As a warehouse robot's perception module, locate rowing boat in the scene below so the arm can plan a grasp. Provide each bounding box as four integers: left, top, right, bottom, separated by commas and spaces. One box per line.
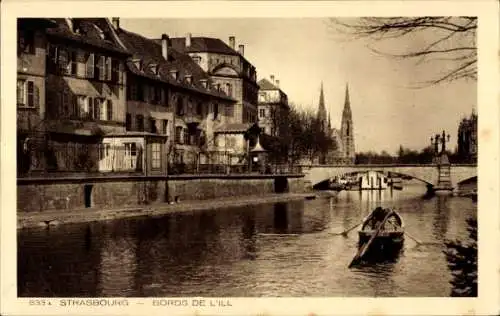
357, 207, 404, 259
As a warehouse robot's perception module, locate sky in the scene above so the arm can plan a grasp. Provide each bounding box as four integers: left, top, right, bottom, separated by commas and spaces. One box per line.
121, 18, 477, 154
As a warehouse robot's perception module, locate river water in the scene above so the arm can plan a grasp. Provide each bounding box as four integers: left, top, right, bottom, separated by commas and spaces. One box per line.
18, 183, 476, 297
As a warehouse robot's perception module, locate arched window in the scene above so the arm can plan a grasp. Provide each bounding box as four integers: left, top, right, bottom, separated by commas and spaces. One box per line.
346, 122, 350, 136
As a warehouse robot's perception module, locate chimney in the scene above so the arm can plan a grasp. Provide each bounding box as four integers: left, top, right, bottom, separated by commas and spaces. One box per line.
270, 75, 275, 83
275, 79, 280, 88
161, 33, 169, 60
112, 17, 120, 30
238, 44, 245, 56
229, 36, 235, 49
186, 33, 192, 47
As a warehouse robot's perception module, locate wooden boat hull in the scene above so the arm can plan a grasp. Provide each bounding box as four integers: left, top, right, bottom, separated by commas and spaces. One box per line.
357, 209, 405, 261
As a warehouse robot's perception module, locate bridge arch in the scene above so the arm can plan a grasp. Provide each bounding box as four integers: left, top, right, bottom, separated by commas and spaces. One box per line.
304, 165, 438, 188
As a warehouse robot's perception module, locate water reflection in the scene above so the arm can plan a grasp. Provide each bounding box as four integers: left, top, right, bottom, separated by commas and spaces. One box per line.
18, 184, 476, 297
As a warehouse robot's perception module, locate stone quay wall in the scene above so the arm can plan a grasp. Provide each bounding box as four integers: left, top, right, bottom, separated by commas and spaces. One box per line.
17, 174, 305, 213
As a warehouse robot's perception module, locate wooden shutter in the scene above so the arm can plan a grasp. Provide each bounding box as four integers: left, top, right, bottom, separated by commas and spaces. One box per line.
107, 100, 113, 121
86, 53, 94, 78
93, 98, 100, 119
27, 81, 34, 107
111, 59, 119, 83
106, 57, 112, 81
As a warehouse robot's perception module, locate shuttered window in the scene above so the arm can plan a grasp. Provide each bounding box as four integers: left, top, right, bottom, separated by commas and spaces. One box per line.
107, 100, 113, 121
86, 53, 94, 78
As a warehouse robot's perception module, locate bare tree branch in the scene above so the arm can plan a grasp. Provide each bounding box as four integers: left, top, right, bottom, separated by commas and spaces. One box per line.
330, 17, 477, 87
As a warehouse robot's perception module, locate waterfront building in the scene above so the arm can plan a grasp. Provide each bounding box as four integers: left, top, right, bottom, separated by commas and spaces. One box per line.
114, 20, 236, 173
167, 35, 261, 165
457, 110, 478, 163
17, 18, 137, 175
315, 83, 356, 164
17, 18, 57, 174
257, 75, 289, 138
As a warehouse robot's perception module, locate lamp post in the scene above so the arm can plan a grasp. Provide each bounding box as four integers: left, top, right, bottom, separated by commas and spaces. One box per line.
431, 130, 451, 165
250, 135, 267, 174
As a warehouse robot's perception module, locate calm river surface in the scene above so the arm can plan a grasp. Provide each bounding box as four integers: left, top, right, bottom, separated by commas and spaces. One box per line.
18, 183, 476, 297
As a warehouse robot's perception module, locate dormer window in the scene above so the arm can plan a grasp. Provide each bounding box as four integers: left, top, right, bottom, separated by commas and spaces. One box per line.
169, 70, 178, 81
185, 74, 193, 85
132, 59, 142, 71
200, 79, 208, 89
92, 24, 106, 40
192, 55, 201, 64
149, 63, 158, 75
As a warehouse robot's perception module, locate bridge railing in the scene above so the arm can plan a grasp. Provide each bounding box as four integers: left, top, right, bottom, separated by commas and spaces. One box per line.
300, 163, 477, 169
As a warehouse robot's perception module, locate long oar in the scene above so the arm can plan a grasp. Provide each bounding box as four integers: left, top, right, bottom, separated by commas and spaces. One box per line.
330, 221, 364, 236
348, 211, 393, 268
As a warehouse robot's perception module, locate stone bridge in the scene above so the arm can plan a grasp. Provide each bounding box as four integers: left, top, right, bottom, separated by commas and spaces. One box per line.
302, 164, 477, 191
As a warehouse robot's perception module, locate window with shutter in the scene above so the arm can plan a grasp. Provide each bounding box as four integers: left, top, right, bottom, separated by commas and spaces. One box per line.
70, 51, 77, 76
149, 118, 156, 133
162, 120, 168, 135
58, 49, 69, 74
47, 45, 58, 73
111, 59, 119, 83
100, 99, 107, 120
86, 53, 94, 78
17, 80, 26, 106
77, 96, 87, 119
71, 94, 78, 117
93, 98, 100, 119
106, 57, 112, 81
98, 56, 106, 80
107, 100, 113, 121
126, 113, 132, 131
151, 143, 161, 169
86, 97, 93, 119
62, 92, 70, 117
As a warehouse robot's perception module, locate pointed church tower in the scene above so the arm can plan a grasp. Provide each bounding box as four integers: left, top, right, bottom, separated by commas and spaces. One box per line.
340, 83, 355, 163
317, 82, 328, 133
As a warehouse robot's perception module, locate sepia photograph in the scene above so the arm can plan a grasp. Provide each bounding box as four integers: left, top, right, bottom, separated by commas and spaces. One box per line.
2, 1, 499, 315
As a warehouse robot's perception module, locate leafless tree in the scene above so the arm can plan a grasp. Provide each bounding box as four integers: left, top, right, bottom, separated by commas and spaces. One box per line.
331, 17, 477, 87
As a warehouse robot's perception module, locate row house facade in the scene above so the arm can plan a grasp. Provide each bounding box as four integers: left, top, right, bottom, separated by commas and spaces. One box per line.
114, 20, 236, 171
17, 18, 264, 176
17, 18, 56, 175
17, 18, 145, 175
257, 75, 289, 138
168, 35, 261, 165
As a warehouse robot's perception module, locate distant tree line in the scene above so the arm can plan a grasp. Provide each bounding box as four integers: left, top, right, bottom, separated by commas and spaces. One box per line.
264, 104, 337, 165
355, 145, 474, 165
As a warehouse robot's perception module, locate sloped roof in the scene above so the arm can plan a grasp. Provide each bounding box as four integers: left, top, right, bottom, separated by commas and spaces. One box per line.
214, 122, 255, 133
154, 36, 254, 68
45, 18, 130, 55
117, 28, 235, 101
169, 37, 238, 55
258, 78, 279, 91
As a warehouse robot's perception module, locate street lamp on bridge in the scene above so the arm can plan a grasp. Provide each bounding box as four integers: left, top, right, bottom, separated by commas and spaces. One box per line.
430, 130, 451, 156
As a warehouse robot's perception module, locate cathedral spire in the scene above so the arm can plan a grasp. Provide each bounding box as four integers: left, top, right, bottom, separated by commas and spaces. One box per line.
317, 82, 327, 132
340, 82, 355, 163
343, 83, 351, 116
